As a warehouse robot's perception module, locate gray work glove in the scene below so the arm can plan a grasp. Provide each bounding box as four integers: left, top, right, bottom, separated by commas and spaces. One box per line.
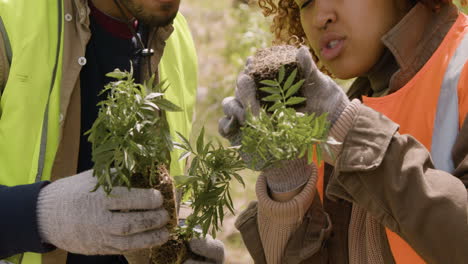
295, 45, 349, 123
37, 170, 170, 255
219, 45, 347, 192
184, 235, 225, 264
219, 46, 349, 139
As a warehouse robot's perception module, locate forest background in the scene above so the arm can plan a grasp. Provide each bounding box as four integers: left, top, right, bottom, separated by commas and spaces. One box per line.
178, 1, 468, 263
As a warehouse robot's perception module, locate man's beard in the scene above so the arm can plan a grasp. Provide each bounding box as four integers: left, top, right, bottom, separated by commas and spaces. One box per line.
119, 0, 178, 27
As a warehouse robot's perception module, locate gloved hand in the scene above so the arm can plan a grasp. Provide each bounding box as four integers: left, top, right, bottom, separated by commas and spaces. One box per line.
219, 45, 349, 141
294, 45, 349, 124
184, 235, 225, 264
37, 170, 170, 255
219, 46, 348, 192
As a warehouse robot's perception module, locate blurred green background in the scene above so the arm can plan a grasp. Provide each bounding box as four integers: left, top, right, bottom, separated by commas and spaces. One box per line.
178, 1, 467, 262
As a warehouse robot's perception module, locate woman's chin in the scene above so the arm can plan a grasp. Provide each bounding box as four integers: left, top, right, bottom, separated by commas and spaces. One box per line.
325, 62, 367, 80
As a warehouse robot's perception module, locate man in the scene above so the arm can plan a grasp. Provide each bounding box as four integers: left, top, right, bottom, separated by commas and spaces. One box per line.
0, 0, 224, 263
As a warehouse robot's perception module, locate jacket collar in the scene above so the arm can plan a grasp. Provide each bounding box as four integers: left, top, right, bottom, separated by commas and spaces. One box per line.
349, 3, 459, 98
382, 2, 459, 92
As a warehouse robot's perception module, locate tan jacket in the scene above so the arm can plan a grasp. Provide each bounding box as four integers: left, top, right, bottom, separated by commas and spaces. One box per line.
236, 3, 468, 264
0, 0, 176, 262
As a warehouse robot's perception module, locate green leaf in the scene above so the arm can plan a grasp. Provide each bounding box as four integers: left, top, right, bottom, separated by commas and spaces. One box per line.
259, 86, 281, 94
307, 145, 313, 164
285, 79, 305, 98
155, 98, 183, 112
285, 97, 306, 106
106, 70, 127, 80
188, 157, 199, 176
144, 102, 159, 111
260, 79, 278, 87
283, 68, 297, 91
173, 142, 188, 151
174, 175, 198, 186
262, 94, 282, 102
146, 75, 155, 93
316, 144, 323, 165
159, 79, 170, 93
176, 132, 192, 151
232, 173, 245, 187
197, 127, 205, 154
145, 92, 164, 100
179, 151, 192, 161
278, 65, 285, 84
267, 102, 283, 112
218, 205, 224, 226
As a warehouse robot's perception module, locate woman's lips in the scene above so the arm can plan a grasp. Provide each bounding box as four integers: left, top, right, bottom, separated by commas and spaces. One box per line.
319, 33, 346, 61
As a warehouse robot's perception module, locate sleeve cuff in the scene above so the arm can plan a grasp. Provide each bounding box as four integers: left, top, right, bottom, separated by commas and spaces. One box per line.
324, 99, 361, 165
256, 166, 317, 225
0, 182, 56, 258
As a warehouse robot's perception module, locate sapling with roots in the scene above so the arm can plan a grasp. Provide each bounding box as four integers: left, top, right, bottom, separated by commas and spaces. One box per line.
86, 68, 245, 264
240, 45, 338, 170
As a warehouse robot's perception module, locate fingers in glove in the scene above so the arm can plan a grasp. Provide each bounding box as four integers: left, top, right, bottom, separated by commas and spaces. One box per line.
107, 209, 169, 235
235, 73, 259, 115
242, 56, 254, 74
296, 45, 317, 75
221, 97, 245, 124
108, 228, 170, 252
218, 116, 240, 139
105, 188, 164, 210
188, 236, 224, 264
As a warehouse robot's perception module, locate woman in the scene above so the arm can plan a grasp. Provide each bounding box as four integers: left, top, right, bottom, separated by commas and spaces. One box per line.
219, 0, 468, 263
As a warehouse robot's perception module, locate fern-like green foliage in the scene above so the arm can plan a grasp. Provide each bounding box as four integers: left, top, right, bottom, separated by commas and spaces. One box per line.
86, 68, 182, 194
241, 66, 334, 170
174, 128, 245, 239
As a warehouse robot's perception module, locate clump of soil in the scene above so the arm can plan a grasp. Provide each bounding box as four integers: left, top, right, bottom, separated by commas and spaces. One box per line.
130, 164, 187, 264
248, 45, 306, 110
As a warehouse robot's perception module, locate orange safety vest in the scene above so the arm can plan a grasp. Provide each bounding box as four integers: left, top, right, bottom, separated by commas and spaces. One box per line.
317, 12, 468, 263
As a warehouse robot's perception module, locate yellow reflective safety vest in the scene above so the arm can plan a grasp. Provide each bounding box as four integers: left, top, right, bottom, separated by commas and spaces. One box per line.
0, 0, 197, 263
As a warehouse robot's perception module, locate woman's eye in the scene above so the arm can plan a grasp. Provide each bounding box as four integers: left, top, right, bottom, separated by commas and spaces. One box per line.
300, 0, 313, 9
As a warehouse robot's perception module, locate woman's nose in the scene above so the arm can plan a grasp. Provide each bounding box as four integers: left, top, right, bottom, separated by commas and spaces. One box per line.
312, 0, 337, 30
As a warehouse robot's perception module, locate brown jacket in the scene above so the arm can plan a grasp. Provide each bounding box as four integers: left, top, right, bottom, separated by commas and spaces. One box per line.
236, 3, 468, 264
0, 0, 177, 262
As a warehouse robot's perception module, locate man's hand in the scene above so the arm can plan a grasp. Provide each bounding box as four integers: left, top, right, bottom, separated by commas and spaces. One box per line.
37, 170, 170, 255
184, 235, 225, 264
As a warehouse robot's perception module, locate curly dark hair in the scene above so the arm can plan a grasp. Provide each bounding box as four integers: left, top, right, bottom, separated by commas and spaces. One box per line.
258, 0, 467, 72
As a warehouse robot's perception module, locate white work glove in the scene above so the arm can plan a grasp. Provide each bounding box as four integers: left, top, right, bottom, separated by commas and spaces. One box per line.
37, 170, 170, 255
184, 235, 225, 264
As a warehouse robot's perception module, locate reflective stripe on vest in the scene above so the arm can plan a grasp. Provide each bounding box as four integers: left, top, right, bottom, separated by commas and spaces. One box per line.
431, 33, 468, 172
0, 16, 11, 65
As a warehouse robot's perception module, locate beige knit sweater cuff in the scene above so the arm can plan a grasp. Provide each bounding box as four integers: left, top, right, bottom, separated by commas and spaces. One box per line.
256, 167, 317, 264
324, 99, 361, 165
